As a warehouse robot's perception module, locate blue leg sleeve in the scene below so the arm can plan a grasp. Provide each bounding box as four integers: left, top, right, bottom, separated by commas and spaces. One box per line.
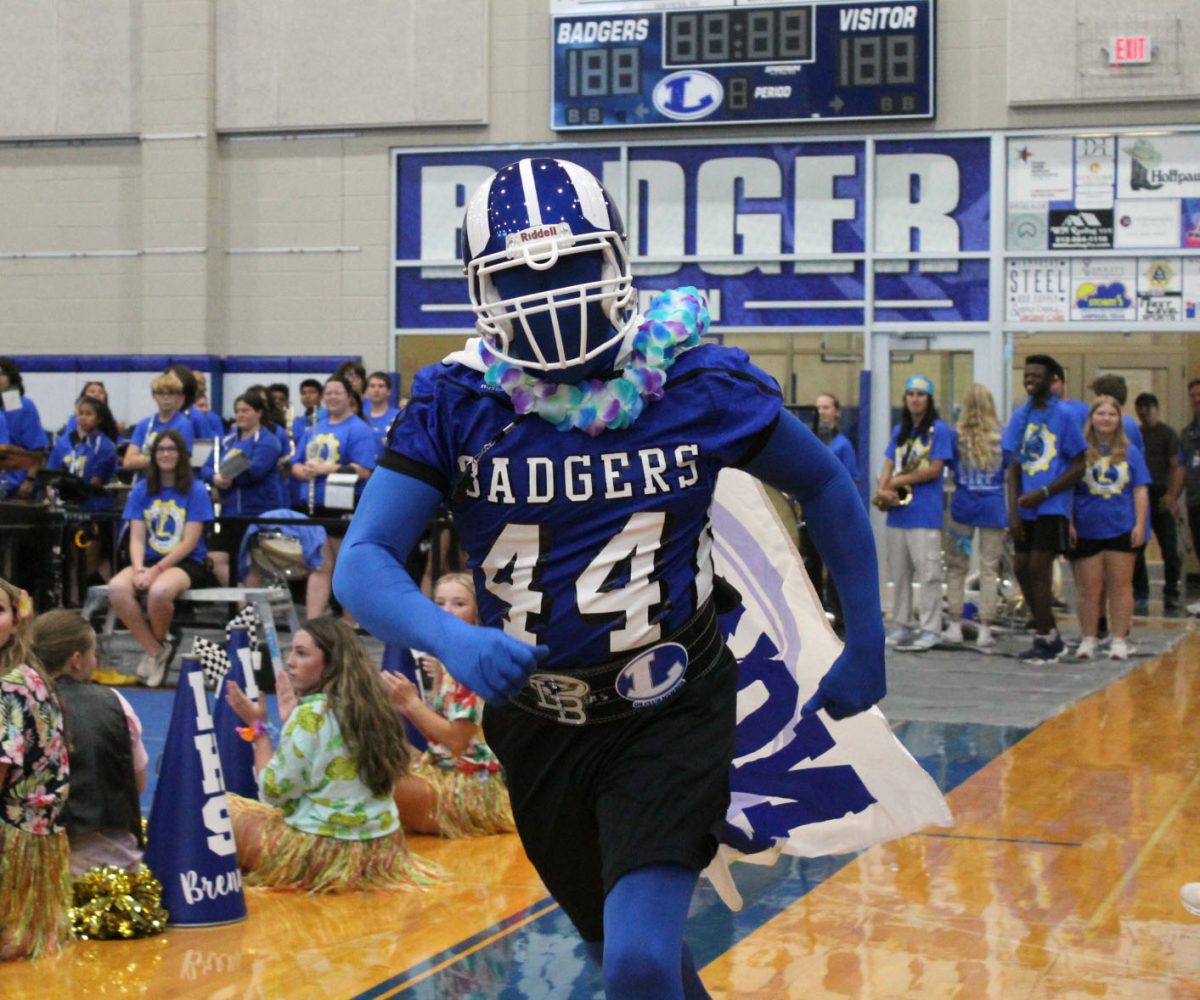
601, 864, 707, 1000
743, 410, 887, 718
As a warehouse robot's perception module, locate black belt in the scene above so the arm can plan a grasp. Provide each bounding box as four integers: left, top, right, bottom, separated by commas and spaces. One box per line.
511, 599, 725, 726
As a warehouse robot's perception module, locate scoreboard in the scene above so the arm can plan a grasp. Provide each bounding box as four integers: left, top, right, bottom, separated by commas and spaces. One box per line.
551, 0, 936, 130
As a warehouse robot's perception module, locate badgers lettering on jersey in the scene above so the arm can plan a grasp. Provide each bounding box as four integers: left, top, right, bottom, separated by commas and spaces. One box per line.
456, 444, 701, 505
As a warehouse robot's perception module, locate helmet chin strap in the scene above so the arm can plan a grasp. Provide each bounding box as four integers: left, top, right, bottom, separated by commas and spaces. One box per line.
479, 286, 709, 437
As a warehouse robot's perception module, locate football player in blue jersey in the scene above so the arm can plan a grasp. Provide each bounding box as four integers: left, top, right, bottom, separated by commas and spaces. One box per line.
335, 158, 887, 1000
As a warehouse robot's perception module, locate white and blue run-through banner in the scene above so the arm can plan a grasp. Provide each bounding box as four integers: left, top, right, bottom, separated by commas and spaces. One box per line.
707, 469, 952, 910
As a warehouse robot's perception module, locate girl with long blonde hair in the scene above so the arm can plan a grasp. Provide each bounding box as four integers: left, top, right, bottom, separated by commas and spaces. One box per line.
1069, 396, 1149, 660
224, 617, 438, 892
0, 579, 73, 960
385, 573, 516, 838
943, 384, 1009, 647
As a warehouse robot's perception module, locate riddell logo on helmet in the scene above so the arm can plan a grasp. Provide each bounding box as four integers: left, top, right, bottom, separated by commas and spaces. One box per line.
519, 224, 566, 242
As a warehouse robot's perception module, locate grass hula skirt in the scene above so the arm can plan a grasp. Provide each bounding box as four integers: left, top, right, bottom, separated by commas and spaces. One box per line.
227, 794, 441, 893
0, 824, 73, 960
414, 759, 516, 838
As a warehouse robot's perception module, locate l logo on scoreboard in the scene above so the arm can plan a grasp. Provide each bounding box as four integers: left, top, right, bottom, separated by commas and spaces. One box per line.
652, 71, 723, 121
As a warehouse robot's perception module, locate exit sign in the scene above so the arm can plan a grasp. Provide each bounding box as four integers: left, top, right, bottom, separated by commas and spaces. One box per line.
1108, 36, 1152, 65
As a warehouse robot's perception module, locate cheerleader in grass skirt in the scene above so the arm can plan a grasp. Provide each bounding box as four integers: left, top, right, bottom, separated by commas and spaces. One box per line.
0, 579, 73, 960
385, 573, 515, 838
224, 617, 439, 893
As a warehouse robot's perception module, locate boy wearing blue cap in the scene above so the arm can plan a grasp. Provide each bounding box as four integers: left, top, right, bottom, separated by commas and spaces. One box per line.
875, 375, 952, 650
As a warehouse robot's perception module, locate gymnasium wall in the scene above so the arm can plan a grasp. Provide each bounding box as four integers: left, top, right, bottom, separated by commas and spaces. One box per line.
1, 0, 1198, 421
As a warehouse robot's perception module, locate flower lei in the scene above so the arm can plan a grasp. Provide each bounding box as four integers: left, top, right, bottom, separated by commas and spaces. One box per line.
480, 286, 710, 437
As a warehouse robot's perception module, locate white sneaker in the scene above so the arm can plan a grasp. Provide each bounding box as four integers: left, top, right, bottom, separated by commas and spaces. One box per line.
135, 652, 157, 680
975, 624, 995, 648
143, 635, 177, 688
1108, 637, 1129, 661
942, 621, 963, 644
1183, 882, 1200, 917
885, 625, 917, 647
1074, 636, 1097, 660
898, 629, 941, 651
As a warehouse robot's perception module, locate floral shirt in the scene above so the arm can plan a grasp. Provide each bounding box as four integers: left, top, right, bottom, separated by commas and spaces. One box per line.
258, 693, 399, 841
0, 663, 69, 836
425, 671, 500, 776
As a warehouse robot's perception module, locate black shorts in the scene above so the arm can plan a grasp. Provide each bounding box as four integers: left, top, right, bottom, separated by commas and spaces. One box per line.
1070, 531, 1139, 559
159, 557, 216, 589
482, 644, 738, 943
1013, 514, 1070, 555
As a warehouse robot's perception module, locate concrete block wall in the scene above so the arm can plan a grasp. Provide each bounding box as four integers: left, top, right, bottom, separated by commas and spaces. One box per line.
1, 0, 1197, 399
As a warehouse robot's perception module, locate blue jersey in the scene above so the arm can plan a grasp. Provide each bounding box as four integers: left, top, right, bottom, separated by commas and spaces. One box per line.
130, 411, 196, 457
884, 420, 952, 530
1073, 443, 1151, 540
366, 407, 401, 453
206, 428, 284, 515
382, 343, 783, 671
122, 479, 213, 564
293, 415, 376, 507
47, 431, 118, 512
949, 430, 1008, 528
1002, 399, 1087, 520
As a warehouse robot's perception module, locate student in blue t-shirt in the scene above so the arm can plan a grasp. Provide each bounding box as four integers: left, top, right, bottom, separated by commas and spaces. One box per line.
123, 371, 196, 472
0, 357, 47, 499
46, 395, 119, 598
109, 429, 214, 687
364, 371, 401, 455
291, 375, 377, 619
203, 390, 284, 586
943, 384, 1009, 649
1069, 396, 1150, 662
874, 374, 953, 651
1003, 354, 1088, 663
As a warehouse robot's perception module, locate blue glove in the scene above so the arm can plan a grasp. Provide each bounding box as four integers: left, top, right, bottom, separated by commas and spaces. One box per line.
744, 411, 887, 719
800, 641, 887, 720
335, 467, 547, 702
440, 626, 549, 702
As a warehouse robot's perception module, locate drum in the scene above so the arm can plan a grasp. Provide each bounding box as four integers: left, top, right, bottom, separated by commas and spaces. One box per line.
249, 529, 307, 580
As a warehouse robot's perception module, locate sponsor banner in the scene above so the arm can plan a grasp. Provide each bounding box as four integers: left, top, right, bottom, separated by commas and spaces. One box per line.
1117, 134, 1200, 200
1071, 258, 1137, 321
1006, 200, 1047, 251
1114, 198, 1183, 249
1185, 259, 1200, 320
1182, 199, 1200, 248
1048, 209, 1113, 250
1138, 258, 1182, 322
1074, 136, 1116, 209
1007, 258, 1070, 323
1007, 137, 1074, 203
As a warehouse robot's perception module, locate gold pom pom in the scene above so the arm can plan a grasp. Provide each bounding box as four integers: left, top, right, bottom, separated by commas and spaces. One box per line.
70, 865, 168, 940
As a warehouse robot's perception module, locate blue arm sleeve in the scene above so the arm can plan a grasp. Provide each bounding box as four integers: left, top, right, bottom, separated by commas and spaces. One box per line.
743, 410, 886, 719
333, 467, 547, 701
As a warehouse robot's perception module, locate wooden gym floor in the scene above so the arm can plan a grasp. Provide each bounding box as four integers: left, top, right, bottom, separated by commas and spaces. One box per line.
4, 624, 1200, 998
